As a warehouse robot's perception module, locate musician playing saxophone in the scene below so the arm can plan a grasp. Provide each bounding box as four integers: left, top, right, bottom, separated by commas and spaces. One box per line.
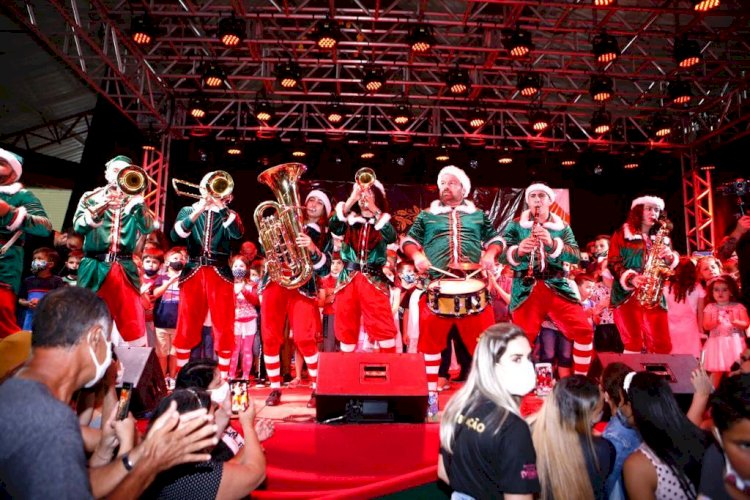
73, 155, 154, 346
608, 196, 679, 354
501, 183, 594, 377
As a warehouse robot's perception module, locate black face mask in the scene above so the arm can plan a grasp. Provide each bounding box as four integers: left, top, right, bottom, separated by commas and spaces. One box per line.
169, 261, 185, 271
144, 268, 159, 277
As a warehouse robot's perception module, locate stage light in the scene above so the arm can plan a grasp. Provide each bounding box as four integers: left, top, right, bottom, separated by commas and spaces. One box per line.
592, 30, 619, 63
188, 95, 207, 119
408, 24, 435, 53
623, 152, 639, 169
201, 63, 226, 88
314, 17, 341, 50
497, 143, 514, 164
594, 0, 615, 5
668, 79, 693, 105
435, 143, 451, 162
674, 36, 702, 69
652, 112, 672, 138
131, 15, 156, 46
591, 108, 611, 135
560, 142, 577, 167
254, 97, 274, 123
467, 105, 486, 129
446, 66, 471, 95
226, 140, 242, 156
276, 60, 301, 89
292, 147, 306, 158
517, 72, 541, 97
217, 16, 245, 47
590, 74, 613, 102
360, 141, 376, 160
392, 102, 412, 126
699, 160, 715, 171
362, 65, 385, 93
503, 26, 533, 58
692, 0, 720, 12
529, 108, 550, 132
325, 99, 346, 125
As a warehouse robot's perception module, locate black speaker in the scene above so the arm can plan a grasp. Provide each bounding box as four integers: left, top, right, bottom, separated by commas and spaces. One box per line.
114, 346, 167, 418
598, 353, 699, 395
315, 352, 428, 424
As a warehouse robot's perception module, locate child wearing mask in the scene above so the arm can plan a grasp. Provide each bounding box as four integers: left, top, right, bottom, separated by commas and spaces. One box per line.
18, 247, 64, 330
140, 248, 164, 350
229, 255, 259, 380
153, 247, 186, 386
317, 254, 343, 353
60, 250, 82, 286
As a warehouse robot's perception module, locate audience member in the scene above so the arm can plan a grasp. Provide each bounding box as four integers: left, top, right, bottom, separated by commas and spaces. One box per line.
717, 215, 750, 310
665, 257, 705, 358
18, 246, 64, 330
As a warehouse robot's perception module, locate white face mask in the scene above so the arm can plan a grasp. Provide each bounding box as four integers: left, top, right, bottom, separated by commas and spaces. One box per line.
714, 428, 750, 494
210, 381, 230, 405
84, 331, 112, 389
498, 358, 536, 396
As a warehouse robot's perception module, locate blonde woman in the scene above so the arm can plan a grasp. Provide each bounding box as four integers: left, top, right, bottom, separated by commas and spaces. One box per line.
532, 375, 615, 500
438, 323, 540, 499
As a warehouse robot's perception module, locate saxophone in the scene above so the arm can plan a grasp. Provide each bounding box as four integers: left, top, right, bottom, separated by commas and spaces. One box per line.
636, 218, 674, 308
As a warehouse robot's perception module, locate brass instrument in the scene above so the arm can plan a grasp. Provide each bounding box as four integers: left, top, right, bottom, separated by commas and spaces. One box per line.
172, 170, 234, 200
636, 218, 674, 308
523, 207, 541, 286
117, 165, 152, 196
354, 167, 376, 211
253, 163, 313, 289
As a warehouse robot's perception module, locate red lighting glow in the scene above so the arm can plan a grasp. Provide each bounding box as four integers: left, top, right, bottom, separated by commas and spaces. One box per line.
132, 32, 152, 45
693, 0, 720, 12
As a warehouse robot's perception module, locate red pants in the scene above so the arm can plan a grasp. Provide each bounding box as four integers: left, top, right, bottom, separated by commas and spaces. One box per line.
417, 296, 495, 356
613, 295, 671, 353
173, 267, 235, 353
260, 281, 320, 357
0, 287, 19, 338
98, 263, 146, 344
511, 282, 594, 375
334, 273, 397, 345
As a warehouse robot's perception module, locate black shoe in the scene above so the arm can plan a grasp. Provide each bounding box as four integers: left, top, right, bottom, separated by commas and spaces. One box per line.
265, 389, 282, 406
452, 371, 469, 382
306, 392, 317, 409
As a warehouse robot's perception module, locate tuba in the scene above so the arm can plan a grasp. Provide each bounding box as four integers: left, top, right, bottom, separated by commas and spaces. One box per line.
636, 218, 674, 308
253, 163, 313, 289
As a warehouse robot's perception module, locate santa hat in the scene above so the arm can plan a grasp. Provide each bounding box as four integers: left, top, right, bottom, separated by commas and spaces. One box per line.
437, 165, 471, 197
525, 183, 556, 204
631, 195, 665, 211
0, 148, 23, 183
305, 189, 332, 216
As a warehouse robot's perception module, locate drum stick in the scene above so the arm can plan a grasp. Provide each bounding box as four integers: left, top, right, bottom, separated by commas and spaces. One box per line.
429, 266, 461, 279
466, 269, 483, 279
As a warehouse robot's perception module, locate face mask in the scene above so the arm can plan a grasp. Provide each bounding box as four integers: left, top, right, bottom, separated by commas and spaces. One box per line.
169, 261, 185, 271
210, 381, 230, 405
233, 268, 247, 279
250, 275, 260, 284
401, 272, 416, 284
499, 358, 536, 396
31, 259, 47, 273
84, 331, 113, 389
714, 429, 750, 494
144, 268, 158, 277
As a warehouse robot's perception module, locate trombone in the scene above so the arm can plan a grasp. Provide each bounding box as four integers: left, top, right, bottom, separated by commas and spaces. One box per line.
171, 170, 234, 200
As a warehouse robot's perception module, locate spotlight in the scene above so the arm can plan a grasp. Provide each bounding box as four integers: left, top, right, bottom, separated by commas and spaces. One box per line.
226, 140, 242, 156
592, 30, 619, 63
594, 0, 615, 5
699, 160, 715, 171
435, 143, 451, 162
529, 108, 551, 132
503, 26, 533, 58
591, 108, 611, 135
254, 97, 274, 123
560, 142, 577, 167
651, 112, 672, 138
314, 17, 341, 50
362, 65, 386, 93
668, 79, 693, 105
217, 16, 245, 47
291, 147, 307, 158
131, 14, 156, 46
590, 74, 613, 102
408, 24, 435, 53
201, 63, 226, 88
188, 95, 208, 119
392, 102, 412, 126
360, 142, 376, 160
497, 143, 514, 164
276, 60, 301, 89
517, 72, 541, 97
623, 150, 639, 169
446, 66, 471, 95
325, 98, 346, 125
691, 0, 720, 12
467, 105, 486, 129
674, 36, 702, 69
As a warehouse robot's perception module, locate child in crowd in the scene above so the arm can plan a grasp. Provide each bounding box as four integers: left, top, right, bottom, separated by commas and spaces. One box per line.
590, 258, 623, 353
702, 274, 749, 386
140, 248, 164, 350
317, 254, 342, 353
665, 257, 704, 358
696, 255, 723, 289
229, 255, 260, 380
18, 247, 64, 330
60, 250, 82, 286
153, 248, 185, 386
593, 234, 610, 262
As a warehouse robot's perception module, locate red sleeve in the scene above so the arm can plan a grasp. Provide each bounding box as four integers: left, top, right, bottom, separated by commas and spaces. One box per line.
241, 285, 260, 306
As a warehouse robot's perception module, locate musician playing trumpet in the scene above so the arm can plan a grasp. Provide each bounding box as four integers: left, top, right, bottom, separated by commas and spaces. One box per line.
73, 155, 155, 346
171, 172, 244, 380
501, 183, 594, 376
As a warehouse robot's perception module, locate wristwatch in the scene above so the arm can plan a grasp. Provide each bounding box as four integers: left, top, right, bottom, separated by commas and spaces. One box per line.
121, 452, 134, 471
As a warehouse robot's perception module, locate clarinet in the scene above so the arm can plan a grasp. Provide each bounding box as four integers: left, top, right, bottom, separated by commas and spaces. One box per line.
523, 207, 541, 286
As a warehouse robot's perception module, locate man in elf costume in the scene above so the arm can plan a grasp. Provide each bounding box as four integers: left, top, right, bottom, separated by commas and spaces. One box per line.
171, 171, 244, 380
0, 148, 52, 338
260, 190, 331, 407
501, 183, 594, 376
608, 195, 678, 354
401, 165, 505, 393
73, 155, 154, 346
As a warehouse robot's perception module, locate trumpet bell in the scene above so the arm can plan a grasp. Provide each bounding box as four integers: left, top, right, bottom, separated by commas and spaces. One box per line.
355, 167, 376, 190
203, 170, 234, 199
117, 165, 148, 196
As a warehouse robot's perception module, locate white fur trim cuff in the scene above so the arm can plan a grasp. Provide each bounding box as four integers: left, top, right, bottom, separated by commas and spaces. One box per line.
374, 213, 391, 231
313, 252, 327, 270
483, 235, 506, 250
306, 189, 331, 216
335, 201, 346, 222
668, 250, 680, 270
83, 209, 103, 228
400, 235, 422, 252
507, 245, 521, 266
631, 195, 665, 210
6, 205, 27, 231
122, 195, 145, 215
174, 220, 191, 238
437, 165, 471, 197
525, 183, 556, 204
620, 269, 637, 291
548, 237, 564, 259
222, 211, 237, 228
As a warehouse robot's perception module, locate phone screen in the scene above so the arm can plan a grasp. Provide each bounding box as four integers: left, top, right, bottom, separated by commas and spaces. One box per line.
229, 379, 249, 414
117, 383, 133, 420
535, 363, 554, 397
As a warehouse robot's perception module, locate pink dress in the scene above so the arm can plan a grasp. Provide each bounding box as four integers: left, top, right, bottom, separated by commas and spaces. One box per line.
702, 302, 747, 372
665, 285, 703, 358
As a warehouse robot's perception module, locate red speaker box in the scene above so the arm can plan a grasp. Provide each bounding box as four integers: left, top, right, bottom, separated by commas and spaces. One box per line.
114, 346, 167, 418
597, 353, 699, 395
315, 352, 428, 423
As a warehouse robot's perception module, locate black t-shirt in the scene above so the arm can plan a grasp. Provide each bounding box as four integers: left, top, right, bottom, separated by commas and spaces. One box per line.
581, 435, 616, 500
699, 442, 733, 500
440, 397, 540, 499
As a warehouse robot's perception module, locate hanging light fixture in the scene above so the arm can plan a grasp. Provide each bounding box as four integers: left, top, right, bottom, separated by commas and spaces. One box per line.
314, 17, 341, 50
651, 112, 673, 138
559, 142, 577, 167
529, 108, 551, 132
435, 143, 451, 162
691, 0, 720, 12
254, 94, 274, 123
360, 140, 376, 160
591, 108, 611, 135
226, 139, 242, 156
188, 94, 208, 119
623, 152, 639, 169
467, 105, 486, 129
590, 74, 613, 102
217, 16, 245, 47
275, 60, 301, 89
131, 14, 156, 46
674, 36, 702, 69
517, 72, 541, 97
594, 0, 615, 5
288, 132, 307, 158
503, 26, 533, 58
362, 65, 386, 93
668, 79, 693, 105
392, 101, 412, 126
408, 24, 435, 53
201, 63, 226, 88
325, 96, 346, 125
446, 65, 471, 95
592, 30, 619, 63
497, 141, 514, 164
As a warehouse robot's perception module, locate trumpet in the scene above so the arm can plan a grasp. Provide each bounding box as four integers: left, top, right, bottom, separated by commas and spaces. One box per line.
172, 171, 234, 201
523, 207, 541, 286
354, 167, 376, 211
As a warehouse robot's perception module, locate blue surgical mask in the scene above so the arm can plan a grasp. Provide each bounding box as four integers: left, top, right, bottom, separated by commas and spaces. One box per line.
250, 275, 260, 283
31, 259, 48, 273
401, 272, 416, 284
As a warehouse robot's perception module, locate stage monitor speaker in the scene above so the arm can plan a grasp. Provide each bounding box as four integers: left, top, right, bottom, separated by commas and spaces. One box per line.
598, 353, 699, 395
315, 352, 428, 424
114, 346, 167, 418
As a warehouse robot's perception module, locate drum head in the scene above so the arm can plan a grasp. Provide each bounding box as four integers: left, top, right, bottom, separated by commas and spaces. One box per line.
429, 278, 485, 294
448, 262, 482, 272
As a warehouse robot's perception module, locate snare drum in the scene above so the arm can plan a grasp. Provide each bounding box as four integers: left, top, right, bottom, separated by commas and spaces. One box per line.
426, 278, 489, 317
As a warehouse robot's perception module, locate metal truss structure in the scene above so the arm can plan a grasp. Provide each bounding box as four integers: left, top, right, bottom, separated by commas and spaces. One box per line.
0, 109, 94, 162
682, 153, 716, 253
141, 134, 172, 225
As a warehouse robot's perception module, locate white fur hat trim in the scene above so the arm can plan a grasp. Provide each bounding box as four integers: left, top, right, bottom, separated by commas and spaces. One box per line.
437, 165, 471, 197
306, 189, 332, 215
631, 196, 664, 210
525, 183, 556, 203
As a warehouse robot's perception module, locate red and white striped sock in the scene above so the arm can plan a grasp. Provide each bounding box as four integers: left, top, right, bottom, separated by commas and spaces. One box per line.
424, 353, 442, 393
264, 354, 282, 389
217, 350, 232, 380
572, 341, 594, 376
175, 348, 191, 369
304, 353, 319, 390
340, 343, 356, 353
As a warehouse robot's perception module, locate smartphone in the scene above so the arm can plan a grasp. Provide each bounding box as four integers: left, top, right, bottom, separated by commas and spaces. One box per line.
229, 379, 249, 414
116, 382, 133, 420
535, 363, 554, 397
